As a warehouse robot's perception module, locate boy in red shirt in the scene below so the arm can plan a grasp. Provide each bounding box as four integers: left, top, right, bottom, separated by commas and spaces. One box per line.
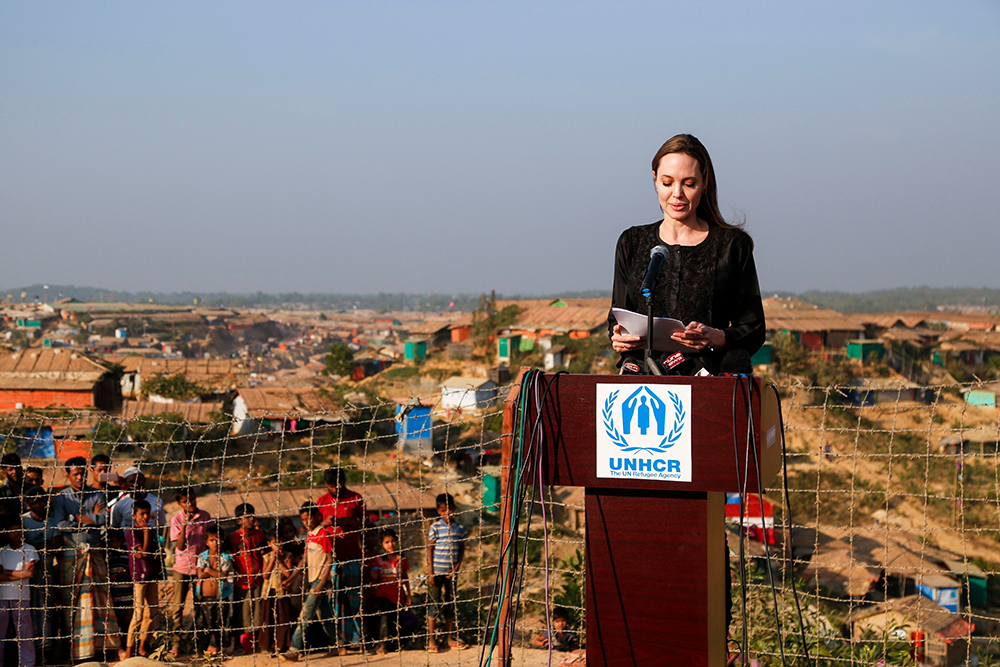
282, 502, 338, 662
367, 528, 411, 654
228, 503, 266, 654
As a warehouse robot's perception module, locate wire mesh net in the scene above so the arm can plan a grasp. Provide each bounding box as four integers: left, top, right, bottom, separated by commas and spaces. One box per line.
0, 378, 998, 666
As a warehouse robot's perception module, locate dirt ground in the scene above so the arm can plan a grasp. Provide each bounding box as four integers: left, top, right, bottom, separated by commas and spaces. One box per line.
211, 645, 575, 667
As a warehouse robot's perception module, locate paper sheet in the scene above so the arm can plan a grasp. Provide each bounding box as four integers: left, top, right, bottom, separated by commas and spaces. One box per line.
610, 307, 694, 352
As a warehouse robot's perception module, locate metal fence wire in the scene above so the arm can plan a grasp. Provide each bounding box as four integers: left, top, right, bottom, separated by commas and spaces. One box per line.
0, 379, 997, 666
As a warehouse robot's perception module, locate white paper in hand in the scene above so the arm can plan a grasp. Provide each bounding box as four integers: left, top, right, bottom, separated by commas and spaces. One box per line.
610, 307, 694, 352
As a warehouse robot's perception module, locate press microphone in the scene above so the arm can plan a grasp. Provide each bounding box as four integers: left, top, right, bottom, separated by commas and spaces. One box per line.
640, 245, 670, 298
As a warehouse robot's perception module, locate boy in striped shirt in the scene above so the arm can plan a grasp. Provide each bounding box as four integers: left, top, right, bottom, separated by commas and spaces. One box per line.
426, 493, 468, 653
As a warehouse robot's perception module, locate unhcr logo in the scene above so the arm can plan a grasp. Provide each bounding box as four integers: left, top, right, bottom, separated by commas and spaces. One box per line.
595, 383, 693, 482
602, 386, 685, 454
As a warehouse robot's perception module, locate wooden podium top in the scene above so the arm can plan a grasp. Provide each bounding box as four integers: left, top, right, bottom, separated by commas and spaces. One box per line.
509, 373, 781, 495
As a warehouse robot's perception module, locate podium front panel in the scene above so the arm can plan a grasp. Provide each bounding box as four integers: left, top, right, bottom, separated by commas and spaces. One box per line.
585, 489, 726, 667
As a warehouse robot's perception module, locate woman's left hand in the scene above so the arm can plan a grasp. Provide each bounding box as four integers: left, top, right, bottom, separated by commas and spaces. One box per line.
611, 324, 643, 354
671, 321, 725, 351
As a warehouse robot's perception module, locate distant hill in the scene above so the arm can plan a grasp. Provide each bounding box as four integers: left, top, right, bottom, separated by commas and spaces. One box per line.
1, 284, 614, 312
780, 287, 1000, 313
6, 284, 998, 314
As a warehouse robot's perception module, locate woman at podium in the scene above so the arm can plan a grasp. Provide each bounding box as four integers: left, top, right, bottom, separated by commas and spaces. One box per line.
608, 134, 765, 376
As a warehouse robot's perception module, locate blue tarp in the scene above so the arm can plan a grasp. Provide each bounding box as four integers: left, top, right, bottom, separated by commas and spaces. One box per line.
16, 426, 55, 459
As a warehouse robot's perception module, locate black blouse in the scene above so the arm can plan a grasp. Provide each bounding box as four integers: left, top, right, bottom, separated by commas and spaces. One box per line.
608, 221, 765, 374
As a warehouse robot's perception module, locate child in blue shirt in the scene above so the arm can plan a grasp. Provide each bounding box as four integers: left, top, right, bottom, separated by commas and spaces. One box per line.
426, 493, 468, 653
196, 525, 235, 655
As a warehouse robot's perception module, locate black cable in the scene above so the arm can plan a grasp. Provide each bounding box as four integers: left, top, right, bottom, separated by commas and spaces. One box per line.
769, 381, 812, 667
732, 378, 751, 664
742, 377, 788, 666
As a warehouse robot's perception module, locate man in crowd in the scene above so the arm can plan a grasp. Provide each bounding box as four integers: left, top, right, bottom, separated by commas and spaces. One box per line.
0, 452, 26, 521
110, 467, 166, 530
24, 466, 44, 489
51, 456, 121, 662
168, 487, 212, 657
22, 485, 61, 663
317, 467, 367, 648
89, 454, 112, 493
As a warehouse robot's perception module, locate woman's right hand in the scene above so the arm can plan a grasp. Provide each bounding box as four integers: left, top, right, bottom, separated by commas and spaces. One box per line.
611, 324, 644, 354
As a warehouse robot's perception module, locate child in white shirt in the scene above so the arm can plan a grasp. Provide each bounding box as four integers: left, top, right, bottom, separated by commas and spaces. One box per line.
0, 515, 40, 666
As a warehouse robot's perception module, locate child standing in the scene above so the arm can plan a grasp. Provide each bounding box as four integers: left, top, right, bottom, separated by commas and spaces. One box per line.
426, 493, 469, 653
282, 501, 338, 662
168, 487, 212, 658
0, 515, 39, 667
228, 503, 266, 654
258, 535, 300, 655
368, 528, 411, 654
123, 499, 162, 659
196, 525, 235, 655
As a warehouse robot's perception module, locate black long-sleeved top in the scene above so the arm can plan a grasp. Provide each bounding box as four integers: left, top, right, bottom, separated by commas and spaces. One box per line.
608, 221, 765, 375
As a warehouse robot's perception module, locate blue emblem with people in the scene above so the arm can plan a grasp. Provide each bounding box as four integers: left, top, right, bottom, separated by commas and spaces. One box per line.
603, 386, 685, 454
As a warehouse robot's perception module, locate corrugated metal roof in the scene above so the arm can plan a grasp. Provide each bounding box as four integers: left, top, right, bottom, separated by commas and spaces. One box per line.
762, 298, 864, 333
0, 349, 108, 392
114, 357, 250, 393
440, 377, 496, 390
0, 375, 103, 391
162, 480, 438, 519
120, 400, 224, 424
848, 595, 972, 639
0, 349, 108, 374
512, 304, 610, 333
84, 311, 205, 324
115, 357, 248, 376
859, 311, 1000, 330
856, 313, 929, 329
236, 387, 346, 420
940, 340, 986, 353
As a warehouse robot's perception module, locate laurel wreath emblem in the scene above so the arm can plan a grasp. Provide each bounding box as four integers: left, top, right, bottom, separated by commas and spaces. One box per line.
603, 388, 685, 454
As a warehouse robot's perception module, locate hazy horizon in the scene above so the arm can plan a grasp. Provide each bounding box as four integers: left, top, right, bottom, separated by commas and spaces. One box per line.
3, 2, 998, 294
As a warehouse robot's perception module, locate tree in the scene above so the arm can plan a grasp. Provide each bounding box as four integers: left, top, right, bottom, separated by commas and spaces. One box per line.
770, 332, 809, 375
815, 358, 853, 387
141, 373, 204, 400
323, 343, 354, 377
123, 412, 187, 460
471, 291, 522, 361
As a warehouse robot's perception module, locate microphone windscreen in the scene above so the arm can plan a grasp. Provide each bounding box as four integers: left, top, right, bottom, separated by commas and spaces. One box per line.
650, 245, 669, 260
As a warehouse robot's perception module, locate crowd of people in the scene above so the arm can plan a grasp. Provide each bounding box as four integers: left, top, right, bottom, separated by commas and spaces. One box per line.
0, 454, 471, 665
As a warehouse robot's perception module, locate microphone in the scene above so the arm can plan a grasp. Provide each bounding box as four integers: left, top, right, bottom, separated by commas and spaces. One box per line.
640, 245, 670, 298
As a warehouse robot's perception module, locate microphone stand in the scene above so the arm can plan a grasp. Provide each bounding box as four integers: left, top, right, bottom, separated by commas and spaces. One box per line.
644, 295, 663, 376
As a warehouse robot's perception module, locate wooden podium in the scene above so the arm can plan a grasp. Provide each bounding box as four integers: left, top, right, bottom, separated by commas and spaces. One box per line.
498, 372, 781, 667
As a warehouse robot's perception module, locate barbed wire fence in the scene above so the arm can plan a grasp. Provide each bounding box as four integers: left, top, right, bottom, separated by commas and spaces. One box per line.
0, 378, 998, 665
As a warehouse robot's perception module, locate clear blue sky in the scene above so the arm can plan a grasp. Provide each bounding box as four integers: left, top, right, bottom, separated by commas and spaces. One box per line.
2, 1, 998, 295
